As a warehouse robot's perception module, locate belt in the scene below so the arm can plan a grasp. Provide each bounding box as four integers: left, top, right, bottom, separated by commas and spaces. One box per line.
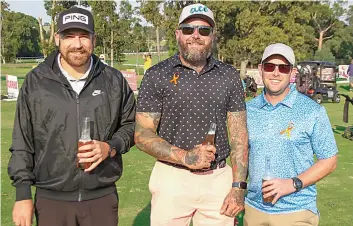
158, 159, 226, 172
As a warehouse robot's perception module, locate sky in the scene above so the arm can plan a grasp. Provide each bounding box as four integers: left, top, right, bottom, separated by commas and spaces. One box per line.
7, 0, 353, 24
8, 0, 51, 23
7, 0, 140, 24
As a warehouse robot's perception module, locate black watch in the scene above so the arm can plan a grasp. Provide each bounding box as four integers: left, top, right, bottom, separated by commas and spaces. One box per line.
232, 182, 247, 189
292, 177, 303, 191
107, 142, 117, 158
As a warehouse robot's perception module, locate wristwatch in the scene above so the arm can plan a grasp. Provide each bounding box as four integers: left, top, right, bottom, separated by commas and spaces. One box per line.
292, 177, 303, 191
107, 142, 117, 158
232, 182, 247, 189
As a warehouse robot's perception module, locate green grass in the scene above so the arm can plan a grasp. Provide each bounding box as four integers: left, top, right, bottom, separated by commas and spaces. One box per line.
1, 58, 353, 225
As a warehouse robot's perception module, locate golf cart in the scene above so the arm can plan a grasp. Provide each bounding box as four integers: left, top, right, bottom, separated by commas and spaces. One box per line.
295, 61, 340, 104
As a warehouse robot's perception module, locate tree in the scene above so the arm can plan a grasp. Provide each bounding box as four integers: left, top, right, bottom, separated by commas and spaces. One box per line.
0, 1, 10, 63
139, 1, 164, 62
313, 47, 335, 62
209, 1, 316, 70
325, 24, 353, 64
310, 1, 346, 50
89, 1, 118, 66
1, 1, 41, 63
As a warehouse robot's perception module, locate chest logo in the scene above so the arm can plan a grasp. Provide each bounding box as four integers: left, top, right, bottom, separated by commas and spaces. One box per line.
92, 90, 103, 96
170, 72, 180, 85
280, 122, 294, 138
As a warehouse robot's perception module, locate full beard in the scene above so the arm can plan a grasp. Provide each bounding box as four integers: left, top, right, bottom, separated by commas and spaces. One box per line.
60, 46, 91, 67
178, 38, 213, 63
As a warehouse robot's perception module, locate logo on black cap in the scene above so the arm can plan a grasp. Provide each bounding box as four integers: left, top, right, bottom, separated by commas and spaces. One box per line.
63, 13, 88, 25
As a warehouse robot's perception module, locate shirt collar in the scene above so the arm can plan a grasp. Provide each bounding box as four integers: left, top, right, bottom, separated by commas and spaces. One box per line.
171, 53, 220, 69
258, 84, 298, 109
57, 53, 93, 81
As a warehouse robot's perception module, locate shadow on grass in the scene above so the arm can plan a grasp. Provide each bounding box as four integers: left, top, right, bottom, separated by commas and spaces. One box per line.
333, 125, 347, 134
132, 202, 151, 226
340, 85, 351, 91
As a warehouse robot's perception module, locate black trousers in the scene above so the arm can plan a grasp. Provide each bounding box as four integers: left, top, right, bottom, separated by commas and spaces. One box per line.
35, 193, 118, 226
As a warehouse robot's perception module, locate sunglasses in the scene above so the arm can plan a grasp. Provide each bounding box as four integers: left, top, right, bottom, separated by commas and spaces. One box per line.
263, 62, 292, 74
179, 24, 213, 36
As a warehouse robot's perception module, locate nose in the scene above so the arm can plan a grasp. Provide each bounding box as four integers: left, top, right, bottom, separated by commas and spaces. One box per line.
273, 66, 280, 77
191, 27, 201, 38
72, 36, 83, 48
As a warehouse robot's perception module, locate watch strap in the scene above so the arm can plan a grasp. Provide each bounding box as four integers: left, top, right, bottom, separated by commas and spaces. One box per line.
232, 181, 247, 189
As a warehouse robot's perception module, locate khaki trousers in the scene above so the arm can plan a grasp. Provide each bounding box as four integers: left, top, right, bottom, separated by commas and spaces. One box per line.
244, 204, 319, 226
149, 161, 234, 226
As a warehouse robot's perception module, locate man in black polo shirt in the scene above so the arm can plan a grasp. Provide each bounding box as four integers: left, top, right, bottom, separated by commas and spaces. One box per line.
135, 3, 248, 226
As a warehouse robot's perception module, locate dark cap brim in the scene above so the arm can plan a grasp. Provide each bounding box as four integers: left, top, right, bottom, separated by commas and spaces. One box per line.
57, 24, 94, 34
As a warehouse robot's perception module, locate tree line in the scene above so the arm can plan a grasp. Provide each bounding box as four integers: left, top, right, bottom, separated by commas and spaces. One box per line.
1, 0, 353, 67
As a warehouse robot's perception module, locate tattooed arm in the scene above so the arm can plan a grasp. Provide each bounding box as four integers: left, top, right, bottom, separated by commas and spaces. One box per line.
228, 111, 249, 183
220, 110, 249, 217
134, 112, 216, 170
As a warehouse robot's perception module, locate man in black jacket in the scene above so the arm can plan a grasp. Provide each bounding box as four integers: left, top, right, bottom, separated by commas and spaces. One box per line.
8, 7, 135, 226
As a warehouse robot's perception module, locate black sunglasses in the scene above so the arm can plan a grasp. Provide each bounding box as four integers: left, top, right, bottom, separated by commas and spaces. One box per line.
263, 62, 292, 74
178, 24, 213, 36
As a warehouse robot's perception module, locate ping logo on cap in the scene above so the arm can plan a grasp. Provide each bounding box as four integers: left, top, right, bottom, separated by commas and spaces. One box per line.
63, 13, 88, 25
190, 5, 208, 14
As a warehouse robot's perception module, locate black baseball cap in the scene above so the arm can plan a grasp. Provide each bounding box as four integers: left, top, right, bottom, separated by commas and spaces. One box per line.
57, 7, 94, 34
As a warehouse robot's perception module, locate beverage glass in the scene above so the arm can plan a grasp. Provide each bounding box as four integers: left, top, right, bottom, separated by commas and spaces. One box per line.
262, 156, 275, 203
77, 117, 93, 170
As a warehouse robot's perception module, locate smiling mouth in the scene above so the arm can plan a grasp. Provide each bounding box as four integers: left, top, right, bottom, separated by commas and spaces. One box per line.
270, 79, 281, 84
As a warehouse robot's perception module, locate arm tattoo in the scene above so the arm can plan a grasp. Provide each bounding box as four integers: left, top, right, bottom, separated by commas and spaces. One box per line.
135, 112, 186, 164
227, 111, 249, 182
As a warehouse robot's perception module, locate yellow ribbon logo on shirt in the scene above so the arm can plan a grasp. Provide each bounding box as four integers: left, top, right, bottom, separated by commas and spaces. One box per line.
170, 72, 180, 86
280, 122, 294, 138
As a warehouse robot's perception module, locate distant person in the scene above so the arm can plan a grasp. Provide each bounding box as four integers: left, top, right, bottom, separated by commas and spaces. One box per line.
135, 3, 248, 226
8, 7, 135, 226
245, 43, 338, 226
347, 59, 353, 91
143, 53, 152, 74
99, 54, 108, 65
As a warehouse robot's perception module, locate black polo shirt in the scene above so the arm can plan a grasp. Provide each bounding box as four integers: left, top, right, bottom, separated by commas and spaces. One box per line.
137, 54, 245, 163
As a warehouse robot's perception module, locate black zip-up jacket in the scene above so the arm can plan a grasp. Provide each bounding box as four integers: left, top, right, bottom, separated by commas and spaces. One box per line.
8, 51, 136, 202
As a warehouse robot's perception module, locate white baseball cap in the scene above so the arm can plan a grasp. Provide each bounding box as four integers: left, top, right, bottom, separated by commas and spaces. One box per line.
178, 4, 215, 28
261, 43, 295, 65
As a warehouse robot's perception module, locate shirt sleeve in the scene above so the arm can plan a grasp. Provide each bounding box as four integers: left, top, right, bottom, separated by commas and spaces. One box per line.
227, 68, 246, 112
136, 70, 163, 113
311, 106, 338, 159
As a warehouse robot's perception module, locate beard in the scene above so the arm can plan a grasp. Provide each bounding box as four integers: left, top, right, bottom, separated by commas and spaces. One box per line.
178, 37, 213, 63
59, 43, 92, 67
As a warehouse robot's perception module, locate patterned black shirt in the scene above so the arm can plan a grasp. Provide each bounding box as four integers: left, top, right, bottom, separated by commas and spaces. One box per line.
137, 54, 245, 163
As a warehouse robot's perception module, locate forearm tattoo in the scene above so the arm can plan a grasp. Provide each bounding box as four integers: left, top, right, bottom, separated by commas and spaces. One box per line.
135, 112, 185, 164
227, 111, 249, 182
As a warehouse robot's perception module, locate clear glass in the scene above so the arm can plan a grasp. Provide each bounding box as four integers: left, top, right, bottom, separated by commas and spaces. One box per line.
202, 122, 216, 145
262, 156, 275, 203
78, 117, 92, 170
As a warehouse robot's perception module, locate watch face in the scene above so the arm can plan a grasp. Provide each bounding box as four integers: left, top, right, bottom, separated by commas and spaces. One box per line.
293, 178, 303, 190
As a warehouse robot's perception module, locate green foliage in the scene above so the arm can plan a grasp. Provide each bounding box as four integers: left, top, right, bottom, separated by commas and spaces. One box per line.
313, 47, 336, 62
1, 1, 41, 63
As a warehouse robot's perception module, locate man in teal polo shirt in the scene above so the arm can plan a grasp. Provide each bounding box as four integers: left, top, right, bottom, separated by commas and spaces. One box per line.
245, 43, 338, 226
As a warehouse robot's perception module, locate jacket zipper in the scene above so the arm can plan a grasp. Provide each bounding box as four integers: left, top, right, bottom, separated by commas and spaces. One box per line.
76, 94, 82, 202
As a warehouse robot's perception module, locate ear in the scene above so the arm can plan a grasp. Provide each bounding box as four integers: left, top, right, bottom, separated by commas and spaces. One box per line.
291, 67, 297, 74
175, 29, 180, 40
54, 33, 60, 47
93, 34, 97, 47
258, 63, 262, 76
